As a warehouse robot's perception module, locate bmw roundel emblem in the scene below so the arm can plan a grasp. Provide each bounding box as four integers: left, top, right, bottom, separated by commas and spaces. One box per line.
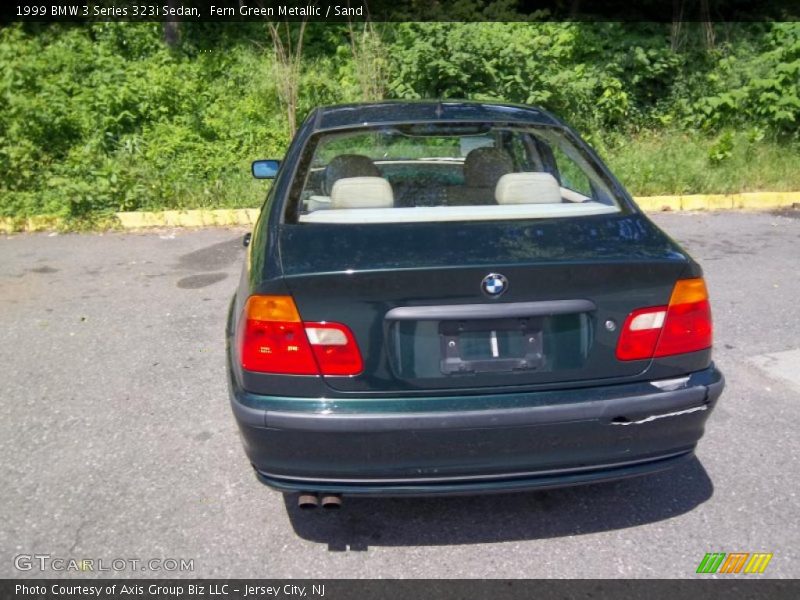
481, 273, 508, 297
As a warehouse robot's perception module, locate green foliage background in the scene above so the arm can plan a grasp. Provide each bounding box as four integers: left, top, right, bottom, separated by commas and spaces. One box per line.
1, 21, 799, 222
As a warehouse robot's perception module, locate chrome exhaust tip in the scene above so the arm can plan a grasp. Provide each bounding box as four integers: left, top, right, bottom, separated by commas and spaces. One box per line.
320, 494, 342, 509
297, 493, 319, 510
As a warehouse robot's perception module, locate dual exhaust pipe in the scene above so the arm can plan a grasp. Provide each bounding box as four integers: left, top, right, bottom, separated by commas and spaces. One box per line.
298, 492, 342, 510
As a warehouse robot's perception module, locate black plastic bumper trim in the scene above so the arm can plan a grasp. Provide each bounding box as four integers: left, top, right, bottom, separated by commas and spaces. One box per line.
254, 451, 696, 496
256, 450, 692, 484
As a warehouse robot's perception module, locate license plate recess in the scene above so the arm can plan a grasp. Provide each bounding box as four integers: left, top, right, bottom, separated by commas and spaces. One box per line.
439, 317, 544, 374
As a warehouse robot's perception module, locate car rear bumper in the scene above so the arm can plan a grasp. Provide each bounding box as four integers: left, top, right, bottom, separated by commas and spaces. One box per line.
228, 366, 723, 496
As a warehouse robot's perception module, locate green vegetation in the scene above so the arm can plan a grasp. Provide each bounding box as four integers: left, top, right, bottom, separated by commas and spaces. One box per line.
599, 129, 800, 196
1, 21, 798, 224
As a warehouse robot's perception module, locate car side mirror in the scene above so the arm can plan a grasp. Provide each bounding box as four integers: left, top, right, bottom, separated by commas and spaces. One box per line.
252, 159, 280, 179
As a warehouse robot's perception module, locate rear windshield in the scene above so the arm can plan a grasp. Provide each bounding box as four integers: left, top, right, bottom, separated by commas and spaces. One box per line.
289, 123, 623, 224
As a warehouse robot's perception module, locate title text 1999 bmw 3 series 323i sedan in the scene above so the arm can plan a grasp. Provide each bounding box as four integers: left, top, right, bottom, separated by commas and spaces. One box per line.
225, 101, 724, 509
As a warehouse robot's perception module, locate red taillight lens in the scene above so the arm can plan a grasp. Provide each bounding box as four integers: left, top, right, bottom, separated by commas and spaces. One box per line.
238, 296, 363, 376
304, 322, 364, 376
240, 317, 319, 375
616, 278, 713, 361
616, 306, 668, 361
654, 299, 713, 358
239, 296, 317, 374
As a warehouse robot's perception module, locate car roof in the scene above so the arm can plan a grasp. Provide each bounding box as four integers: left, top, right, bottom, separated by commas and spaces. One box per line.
311, 100, 563, 131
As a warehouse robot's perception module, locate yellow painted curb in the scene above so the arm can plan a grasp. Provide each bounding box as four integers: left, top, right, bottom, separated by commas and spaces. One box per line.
115, 208, 259, 229
632, 191, 800, 212
0, 215, 62, 233
0, 218, 19, 234
634, 196, 681, 212
3, 194, 800, 233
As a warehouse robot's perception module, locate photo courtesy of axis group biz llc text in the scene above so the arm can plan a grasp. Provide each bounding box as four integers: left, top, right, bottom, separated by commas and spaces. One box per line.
15, 583, 327, 597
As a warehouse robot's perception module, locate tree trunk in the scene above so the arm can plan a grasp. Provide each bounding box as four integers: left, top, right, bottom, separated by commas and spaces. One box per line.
348, 18, 387, 102
268, 20, 307, 138
700, 0, 715, 50
670, 0, 685, 52
163, 0, 180, 47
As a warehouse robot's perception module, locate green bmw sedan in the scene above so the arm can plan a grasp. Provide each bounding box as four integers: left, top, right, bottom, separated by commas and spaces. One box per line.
225, 101, 724, 508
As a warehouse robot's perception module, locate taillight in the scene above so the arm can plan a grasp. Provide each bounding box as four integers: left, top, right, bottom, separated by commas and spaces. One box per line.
238, 295, 363, 376
616, 306, 668, 361
304, 322, 364, 376
654, 278, 713, 357
239, 296, 318, 375
616, 278, 713, 361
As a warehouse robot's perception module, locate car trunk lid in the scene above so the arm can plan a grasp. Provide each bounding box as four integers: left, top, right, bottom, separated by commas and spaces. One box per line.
277, 214, 689, 394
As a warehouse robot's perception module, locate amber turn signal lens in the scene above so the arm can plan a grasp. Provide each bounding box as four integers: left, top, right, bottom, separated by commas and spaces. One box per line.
668, 278, 708, 305
244, 295, 301, 323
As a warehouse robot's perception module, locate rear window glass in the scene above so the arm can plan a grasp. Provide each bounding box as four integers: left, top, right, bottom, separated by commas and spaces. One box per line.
290, 123, 622, 224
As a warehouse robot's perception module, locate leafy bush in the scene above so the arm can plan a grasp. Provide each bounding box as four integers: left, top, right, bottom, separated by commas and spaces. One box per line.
682, 23, 800, 135
0, 22, 350, 220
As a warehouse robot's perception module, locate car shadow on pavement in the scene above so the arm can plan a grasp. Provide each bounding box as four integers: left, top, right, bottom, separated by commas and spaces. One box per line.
283, 457, 713, 551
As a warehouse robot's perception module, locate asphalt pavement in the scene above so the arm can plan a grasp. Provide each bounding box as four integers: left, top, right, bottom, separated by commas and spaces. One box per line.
1, 210, 798, 578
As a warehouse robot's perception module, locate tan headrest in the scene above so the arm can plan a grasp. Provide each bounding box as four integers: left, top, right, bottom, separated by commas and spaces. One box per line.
495, 172, 562, 205
463, 147, 514, 188
324, 154, 380, 194
330, 177, 394, 209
